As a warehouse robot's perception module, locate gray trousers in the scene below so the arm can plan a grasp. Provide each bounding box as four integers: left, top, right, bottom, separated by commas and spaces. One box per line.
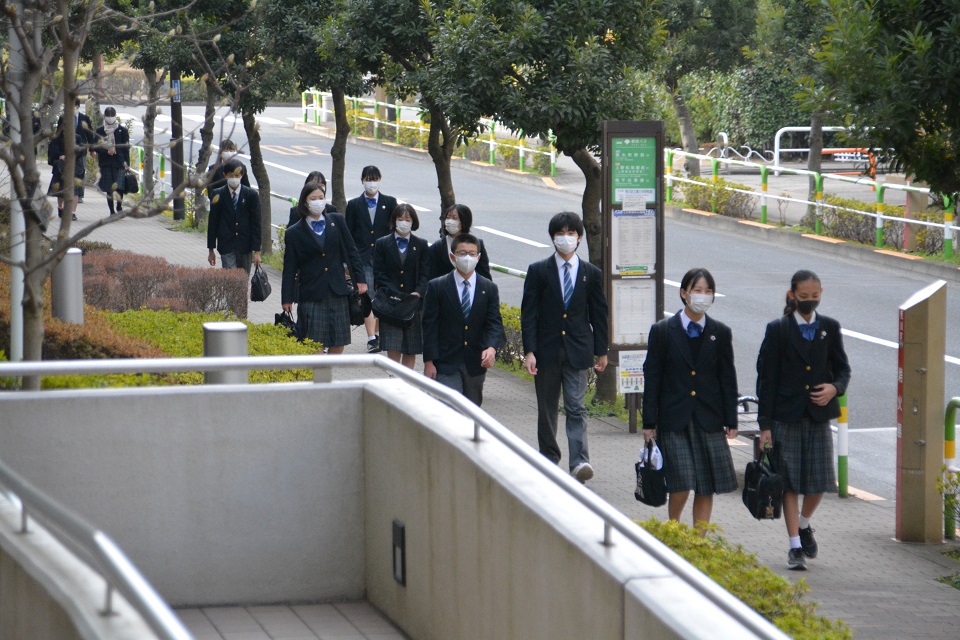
534, 352, 590, 471
436, 364, 487, 407
221, 250, 252, 275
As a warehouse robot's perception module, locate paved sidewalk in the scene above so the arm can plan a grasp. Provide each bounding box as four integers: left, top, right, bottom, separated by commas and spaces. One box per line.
66, 183, 960, 640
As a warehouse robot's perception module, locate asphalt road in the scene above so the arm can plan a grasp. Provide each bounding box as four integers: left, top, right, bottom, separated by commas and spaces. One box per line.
115, 104, 960, 501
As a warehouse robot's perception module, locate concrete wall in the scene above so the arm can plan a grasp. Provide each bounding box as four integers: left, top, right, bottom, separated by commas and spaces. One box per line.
361, 381, 771, 640
0, 383, 367, 606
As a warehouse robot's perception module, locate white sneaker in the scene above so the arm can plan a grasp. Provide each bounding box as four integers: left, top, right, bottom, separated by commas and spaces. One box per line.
572, 462, 594, 483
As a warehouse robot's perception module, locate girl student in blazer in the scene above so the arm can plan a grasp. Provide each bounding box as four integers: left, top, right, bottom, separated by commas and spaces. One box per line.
757, 269, 851, 571
426, 204, 492, 281
281, 181, 367, 354
94, 107, 130, 216
642, 268, 739, 531
372, 204, 430, 368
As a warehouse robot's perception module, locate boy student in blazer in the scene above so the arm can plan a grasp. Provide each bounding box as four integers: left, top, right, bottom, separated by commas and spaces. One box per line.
282, 181, 367, 354
207, 158, 261, 274
642, 268, 739, 530
373, 204, 430, 368
422, 233, 505, 406
521, 212, 609, 484
757, 269, 851, 571
345, 166, 399, 353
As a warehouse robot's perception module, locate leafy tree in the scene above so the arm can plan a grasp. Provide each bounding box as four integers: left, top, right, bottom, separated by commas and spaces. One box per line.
818, 0, 960, 196
660, 0, 756, 175
262, 0, 369, 213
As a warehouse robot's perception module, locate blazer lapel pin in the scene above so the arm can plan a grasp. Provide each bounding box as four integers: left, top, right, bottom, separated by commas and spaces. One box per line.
710, 335, 716, 341
821, 330, 827, 338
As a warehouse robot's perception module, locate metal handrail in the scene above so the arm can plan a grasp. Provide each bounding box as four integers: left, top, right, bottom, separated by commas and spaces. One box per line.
0, 355, 786, 639
0, 455, 191, 640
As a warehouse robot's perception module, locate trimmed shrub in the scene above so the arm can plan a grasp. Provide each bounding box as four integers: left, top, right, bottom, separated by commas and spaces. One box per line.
822, 196, 906, 249
396, 120, 428, 148
346, 109, 375, 138
73, 240, 113, 254
679, 177, 757, 219
176, 267, 248, 317
640, 519, 851, 640
498, 303, 523, 366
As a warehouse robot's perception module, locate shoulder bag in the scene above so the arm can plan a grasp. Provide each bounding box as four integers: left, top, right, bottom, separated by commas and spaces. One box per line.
371, 288, 420, 328
250, 264, 272, 302
634, 439, 667, 507
742, 448, 784, 520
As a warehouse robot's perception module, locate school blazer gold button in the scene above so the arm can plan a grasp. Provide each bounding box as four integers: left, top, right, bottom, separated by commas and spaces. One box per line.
690, 390, 696, 396
464, 341, 468, 346
563, 313, 567, 318
400, 270, 404, 274
691, 370, 696, 376
804, 385, 809, 390
805, 365, 811, 371
400, 284, 404, 288
464, 325, 469, 330
561, 330, 566, 335
322, 253, 326, 257
324, 267, 328, 272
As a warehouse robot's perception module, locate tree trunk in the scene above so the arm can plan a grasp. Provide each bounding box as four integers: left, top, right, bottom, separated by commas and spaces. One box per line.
142, 66, 166, 197
330, 87, 350, 214
425, 100, 457, 217
671, 88, 701, 178
805, 111, 824, 224
192, 81, 218, 227
569, 147, 617, 405
243, 112, 273, 255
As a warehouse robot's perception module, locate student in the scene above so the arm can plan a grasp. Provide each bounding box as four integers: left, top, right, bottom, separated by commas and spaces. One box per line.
94, 106, 131, 216
207, 140, 250, 193
282, 181, 367, 354
521, 212, 608, 483
642, 268, 739, 529
47, 121, 86, 222
757, 269, 851, 570
288, 171, 336, 227
56, 98, 95, 203
426, 204, 492, 281
345, 165, 398, 353
207, 158, 261, 274
373, 204, 430, 368
422, 233, 504, 406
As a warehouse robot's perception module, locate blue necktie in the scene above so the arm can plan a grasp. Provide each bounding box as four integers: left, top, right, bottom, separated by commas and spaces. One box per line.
311, 219, 325, 235
686, 322, 702, 338
461, 280, 471, 318
562, 262, 573, 309
366, 197, 378, 209
232, 191, 238, 207
800, 320, 819, 341
397, 237, 408, 252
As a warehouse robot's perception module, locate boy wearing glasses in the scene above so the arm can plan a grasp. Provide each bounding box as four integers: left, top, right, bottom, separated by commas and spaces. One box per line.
521, 212, 609, 483
422, 233, 505, 406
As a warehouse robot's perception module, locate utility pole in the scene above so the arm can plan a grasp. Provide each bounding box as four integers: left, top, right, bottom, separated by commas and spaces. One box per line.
170, 68, 185, 220
8, 0, 26, 362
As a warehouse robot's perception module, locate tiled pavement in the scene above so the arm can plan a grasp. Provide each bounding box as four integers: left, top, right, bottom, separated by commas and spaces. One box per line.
66, 184, 960, 640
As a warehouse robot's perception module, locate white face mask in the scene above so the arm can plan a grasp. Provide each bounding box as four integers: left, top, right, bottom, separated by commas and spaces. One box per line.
226, 177, 241, 190
395, 220, 413, 236
307, 199, 326, 215
553, 234, 579, 255
221, 151, 237, 161
104, 116, 117, 125
454, 254, 479, 274
444, 219, 461, 236
363, 181, 380, 195
687, 293, 713, 315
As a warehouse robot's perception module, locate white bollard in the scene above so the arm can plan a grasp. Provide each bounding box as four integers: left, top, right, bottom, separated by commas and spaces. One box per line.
52, 248, 84, 324
203, 322, 248, 384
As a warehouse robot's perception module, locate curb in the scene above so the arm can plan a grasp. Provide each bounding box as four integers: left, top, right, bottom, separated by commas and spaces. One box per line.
667, 205, 960, 283
292, 122, 567, 191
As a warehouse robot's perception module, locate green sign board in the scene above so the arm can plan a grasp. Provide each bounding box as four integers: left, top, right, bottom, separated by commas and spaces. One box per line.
611, 137, 657, 205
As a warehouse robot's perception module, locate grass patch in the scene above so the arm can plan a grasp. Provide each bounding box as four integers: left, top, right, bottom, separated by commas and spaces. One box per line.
639, 519, 851, 640
937, 573, 960, 590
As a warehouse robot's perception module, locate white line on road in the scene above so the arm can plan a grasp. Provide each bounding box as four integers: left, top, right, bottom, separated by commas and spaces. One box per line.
398, 200, 430, 213
474, 226, 549, 248
256, 116, 288, 125
846, 427, 897, 433
840, 328, 960, 366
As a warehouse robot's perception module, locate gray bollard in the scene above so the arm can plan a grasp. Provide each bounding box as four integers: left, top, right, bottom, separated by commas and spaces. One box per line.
52, 248, 84, 324
203, 321, 248, 384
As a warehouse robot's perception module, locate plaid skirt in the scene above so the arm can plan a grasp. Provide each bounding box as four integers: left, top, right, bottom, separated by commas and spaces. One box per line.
771, 417, 835, 494
378, 310, 423, 355
660, 422, 738, 495
298, 296, 351, 348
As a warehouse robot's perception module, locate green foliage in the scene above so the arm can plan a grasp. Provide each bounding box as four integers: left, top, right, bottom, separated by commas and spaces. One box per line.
639, 519, 851, 639
72, 240, 113, 254
821, 195, 904, 249
819, 0, 960, 195
498, 303, 523, 367
679, 177, 757, 218
396, 120, 429, 149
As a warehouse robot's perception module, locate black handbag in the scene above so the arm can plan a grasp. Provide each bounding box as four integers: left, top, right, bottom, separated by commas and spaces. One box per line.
250, 264, 272, 302
335, 222, 370, 326
634, 439, 667, 507
275, 311, 301, 340
371, 288, 421, 328
742, 448, 784, 520
124, 168, 139, 194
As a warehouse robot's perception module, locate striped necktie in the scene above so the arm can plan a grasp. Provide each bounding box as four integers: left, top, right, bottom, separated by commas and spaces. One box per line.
461, 280, 471, 318
562, 262, 573, 309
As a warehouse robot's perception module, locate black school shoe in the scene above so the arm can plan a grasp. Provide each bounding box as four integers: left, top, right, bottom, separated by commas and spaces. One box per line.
366, 337, 380, 353
787, 547, 807, 570
799, 526, 818, 559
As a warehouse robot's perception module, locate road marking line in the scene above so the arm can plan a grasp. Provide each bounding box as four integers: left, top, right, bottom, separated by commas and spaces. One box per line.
845, 427, 897, 433
397, 200, 430, 213
256, 116, 287, 125
182, 115, 205, 123
847, 486, 885, 501
841, 328, 958, 366
474, 226, 549, 248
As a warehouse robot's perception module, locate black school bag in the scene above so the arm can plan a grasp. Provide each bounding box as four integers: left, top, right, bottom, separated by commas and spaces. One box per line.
742, 449, 784, 520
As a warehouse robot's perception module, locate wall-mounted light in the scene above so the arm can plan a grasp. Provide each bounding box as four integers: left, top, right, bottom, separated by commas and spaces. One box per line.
393, 520, 406, 586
